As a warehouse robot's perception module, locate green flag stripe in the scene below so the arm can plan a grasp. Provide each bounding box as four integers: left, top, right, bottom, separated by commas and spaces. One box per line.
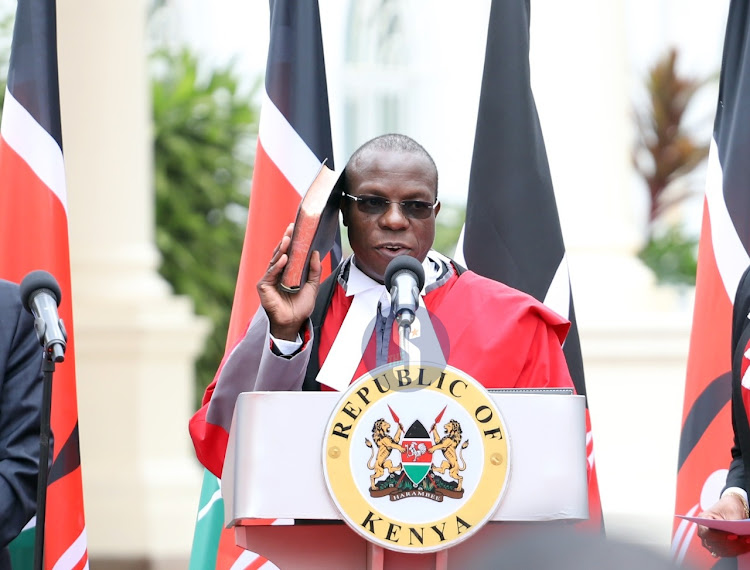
189, 469, 225, 569
9, 518, 36, 570
197, 486, 223, 522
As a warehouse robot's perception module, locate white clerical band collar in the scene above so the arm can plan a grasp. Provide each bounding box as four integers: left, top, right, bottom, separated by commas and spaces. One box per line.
318, 251, 449, 391
345, 253, 445, 297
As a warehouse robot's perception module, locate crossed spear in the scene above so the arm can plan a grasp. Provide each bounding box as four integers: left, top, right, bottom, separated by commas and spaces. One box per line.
387, 404, 447, 433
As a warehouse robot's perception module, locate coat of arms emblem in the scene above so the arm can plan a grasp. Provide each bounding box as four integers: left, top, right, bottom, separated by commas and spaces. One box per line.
323, 363, 510, 553
365, 405, 470, 501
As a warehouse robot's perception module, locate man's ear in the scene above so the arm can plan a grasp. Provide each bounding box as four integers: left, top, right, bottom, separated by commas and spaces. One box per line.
341, 202, 350, 227
337, 169, 348, 226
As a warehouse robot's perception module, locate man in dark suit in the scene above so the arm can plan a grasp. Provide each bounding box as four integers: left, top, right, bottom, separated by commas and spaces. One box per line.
0, 279, 43, 568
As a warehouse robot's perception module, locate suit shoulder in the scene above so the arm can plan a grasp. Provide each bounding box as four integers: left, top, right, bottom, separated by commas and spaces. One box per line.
0, 279, 22, 312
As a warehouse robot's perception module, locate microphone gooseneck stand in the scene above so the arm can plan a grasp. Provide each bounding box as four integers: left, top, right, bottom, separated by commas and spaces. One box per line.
19, 270, 67, 570
398, 322, 412, 363
33, 347, 63, 570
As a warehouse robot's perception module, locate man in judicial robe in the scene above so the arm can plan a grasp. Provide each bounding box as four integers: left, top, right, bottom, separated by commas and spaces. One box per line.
190, 134, 576, 478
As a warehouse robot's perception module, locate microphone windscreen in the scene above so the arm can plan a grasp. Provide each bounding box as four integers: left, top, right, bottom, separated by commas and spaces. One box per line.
384, 255, 426, 291
19, 270, 62, 312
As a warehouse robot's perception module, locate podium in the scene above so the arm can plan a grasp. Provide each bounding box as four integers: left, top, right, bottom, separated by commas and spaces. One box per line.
222, 387, 588, 569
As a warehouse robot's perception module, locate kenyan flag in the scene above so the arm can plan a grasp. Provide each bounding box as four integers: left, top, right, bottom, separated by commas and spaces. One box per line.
401, 420, 433, 485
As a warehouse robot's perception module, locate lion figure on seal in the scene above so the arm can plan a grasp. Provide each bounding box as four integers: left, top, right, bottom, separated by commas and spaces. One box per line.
429, 419, 470, 491
365, 419, 405, 490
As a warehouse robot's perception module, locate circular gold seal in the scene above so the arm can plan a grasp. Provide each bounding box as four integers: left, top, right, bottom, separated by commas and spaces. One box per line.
322, 363, 510, 553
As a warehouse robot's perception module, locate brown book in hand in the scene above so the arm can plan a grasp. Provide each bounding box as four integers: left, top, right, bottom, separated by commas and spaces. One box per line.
279, 162, 341, 293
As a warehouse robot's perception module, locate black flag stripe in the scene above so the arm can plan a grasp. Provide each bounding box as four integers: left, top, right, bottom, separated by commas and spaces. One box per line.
267, 0, 334, 167
462, 0, 585, 396
6, 0, 62, 149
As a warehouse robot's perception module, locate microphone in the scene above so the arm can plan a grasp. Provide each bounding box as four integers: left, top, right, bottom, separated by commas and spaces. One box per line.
19, 270, 67, 363
384, 256, 425, 328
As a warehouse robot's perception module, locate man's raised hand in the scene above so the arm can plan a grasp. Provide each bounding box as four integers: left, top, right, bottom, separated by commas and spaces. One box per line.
257, 223, 322, 341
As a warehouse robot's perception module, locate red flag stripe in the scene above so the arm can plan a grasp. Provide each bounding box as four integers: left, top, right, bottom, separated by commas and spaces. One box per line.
682, 201, 733, 412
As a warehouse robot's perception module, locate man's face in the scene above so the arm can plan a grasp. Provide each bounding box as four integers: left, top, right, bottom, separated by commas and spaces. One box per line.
342, 148, 440, 283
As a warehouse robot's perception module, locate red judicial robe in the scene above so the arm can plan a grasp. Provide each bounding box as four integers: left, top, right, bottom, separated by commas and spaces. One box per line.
191, 263, 575, 478
316, 268, 574, 392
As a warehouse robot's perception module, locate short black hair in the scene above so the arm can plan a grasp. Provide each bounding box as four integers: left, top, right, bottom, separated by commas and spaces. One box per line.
341, 133, 439, 199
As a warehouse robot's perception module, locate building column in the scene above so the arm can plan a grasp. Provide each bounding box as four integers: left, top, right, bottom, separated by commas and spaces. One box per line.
533, 0, 690, 551
56, 1, 208, 565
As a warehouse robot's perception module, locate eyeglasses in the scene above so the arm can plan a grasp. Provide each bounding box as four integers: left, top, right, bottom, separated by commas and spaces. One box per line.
342, 192, 439, 220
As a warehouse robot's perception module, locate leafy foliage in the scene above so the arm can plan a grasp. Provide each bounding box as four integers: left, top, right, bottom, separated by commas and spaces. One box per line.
632, 48, 713, 285
633, 48, 711, 226
637, 227, 698, 287
152, 48, 258, 399
0, 8, 11, 108
434, 202, 466, 258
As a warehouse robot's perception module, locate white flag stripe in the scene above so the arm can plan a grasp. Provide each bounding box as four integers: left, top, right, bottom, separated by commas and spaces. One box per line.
586, 431, 595, 469
229, 550, 261, 570
677, 521, 698, 564
1, 88, 67, 213
542, 254, 570, 321
743, 365, 750, 390
196, 488, 223, 522
21, 515, 36, 531
671, 503, 699, 563
705, 137, 750, 303
671, 521, 690, 559
454, 225, 467, 267
258, 91, 323, 198
51, 526, 88, 570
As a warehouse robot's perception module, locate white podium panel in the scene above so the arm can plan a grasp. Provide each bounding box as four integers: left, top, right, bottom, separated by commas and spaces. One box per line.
223, 390, 588, 527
